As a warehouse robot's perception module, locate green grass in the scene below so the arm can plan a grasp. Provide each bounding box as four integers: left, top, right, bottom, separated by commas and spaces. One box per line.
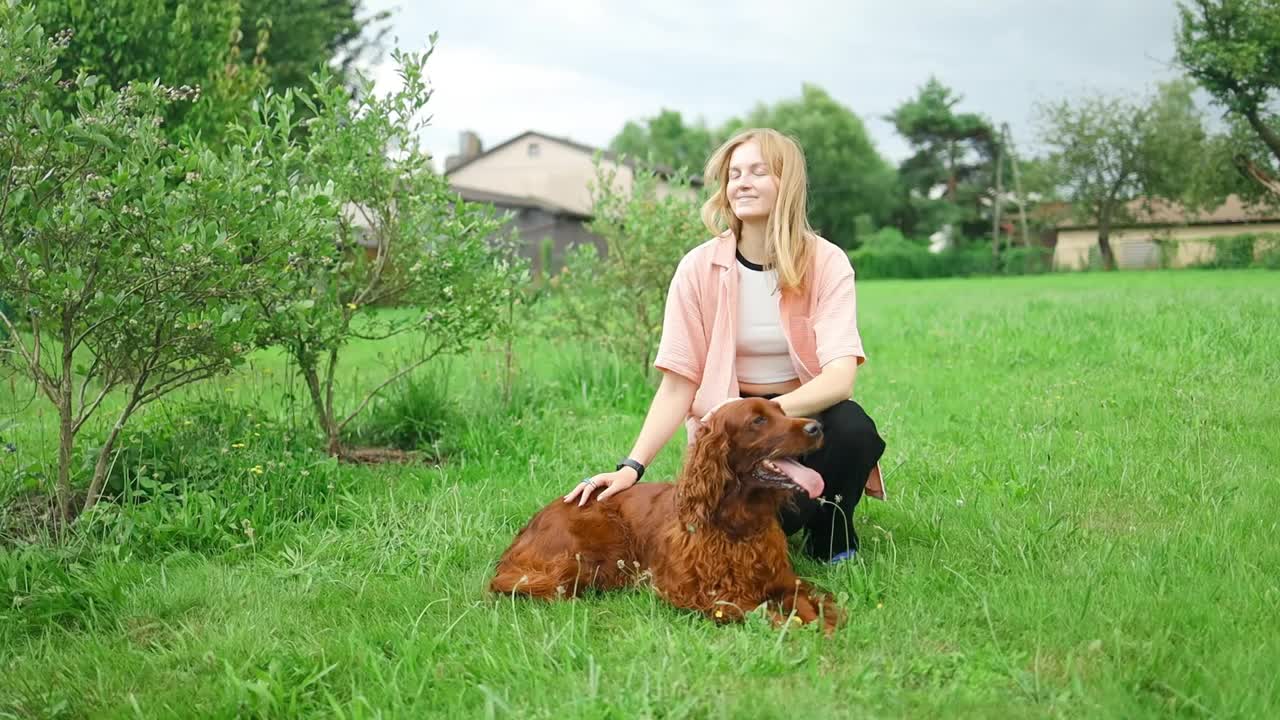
2, 270, 1279, 718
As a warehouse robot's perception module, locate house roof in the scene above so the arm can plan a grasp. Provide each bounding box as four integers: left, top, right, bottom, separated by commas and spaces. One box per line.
1055, 194, 1280, 230
444, 129, 704, 185
454, 185, 591, 220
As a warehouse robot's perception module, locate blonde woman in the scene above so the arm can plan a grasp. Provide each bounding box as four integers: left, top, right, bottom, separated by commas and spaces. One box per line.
564, 128, 885, 563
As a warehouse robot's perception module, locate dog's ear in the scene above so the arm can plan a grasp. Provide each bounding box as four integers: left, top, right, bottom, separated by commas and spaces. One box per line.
678, 415, 732, 528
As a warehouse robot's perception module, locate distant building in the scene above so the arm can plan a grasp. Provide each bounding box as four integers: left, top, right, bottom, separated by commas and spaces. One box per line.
446, 130, 701, 276
1053, 195, 1280, 270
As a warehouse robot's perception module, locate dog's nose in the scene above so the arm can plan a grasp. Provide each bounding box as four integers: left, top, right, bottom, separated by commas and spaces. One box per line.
803, 421, 822, 437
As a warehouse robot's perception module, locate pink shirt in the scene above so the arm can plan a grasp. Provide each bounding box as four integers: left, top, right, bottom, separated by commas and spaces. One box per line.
655, 230, 866, 435
654, 230, 884, 499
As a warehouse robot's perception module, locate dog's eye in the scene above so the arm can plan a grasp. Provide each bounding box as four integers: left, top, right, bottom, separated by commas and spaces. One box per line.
752, 415, 767, 426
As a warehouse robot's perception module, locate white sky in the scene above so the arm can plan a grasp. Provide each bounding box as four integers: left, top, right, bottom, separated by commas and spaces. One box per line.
362, 0, 1187, 171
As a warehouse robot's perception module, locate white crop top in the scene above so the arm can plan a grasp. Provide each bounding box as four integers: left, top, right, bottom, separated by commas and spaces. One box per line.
735, 252, 798, 384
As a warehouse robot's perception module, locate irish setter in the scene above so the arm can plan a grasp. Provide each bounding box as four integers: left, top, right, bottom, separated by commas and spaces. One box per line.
490, 397, 843, 632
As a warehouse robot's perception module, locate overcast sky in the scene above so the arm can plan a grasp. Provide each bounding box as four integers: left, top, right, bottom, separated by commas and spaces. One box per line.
363, 1, 1188, 171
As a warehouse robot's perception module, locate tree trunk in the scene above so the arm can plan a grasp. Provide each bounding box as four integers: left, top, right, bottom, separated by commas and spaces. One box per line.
82, 407, 132, 515
1097, 211, 1118, 271
1243, 109, 1280, 168
55, 388, 74, 526
302, 363, 342, 457
1233, 154, 1280, 199
55, 316, 75, 525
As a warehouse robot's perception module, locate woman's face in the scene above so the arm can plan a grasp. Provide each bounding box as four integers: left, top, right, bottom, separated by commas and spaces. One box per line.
726, 140, 777, 223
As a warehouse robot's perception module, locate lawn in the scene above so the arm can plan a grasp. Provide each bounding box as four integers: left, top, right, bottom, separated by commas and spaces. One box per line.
2, 270, 1278, 718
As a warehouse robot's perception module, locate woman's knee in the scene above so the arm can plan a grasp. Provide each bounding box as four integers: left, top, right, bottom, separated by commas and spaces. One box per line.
817, 400, 884, 457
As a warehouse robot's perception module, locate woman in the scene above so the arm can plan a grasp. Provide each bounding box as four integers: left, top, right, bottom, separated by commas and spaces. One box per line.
564, 128, 886, 562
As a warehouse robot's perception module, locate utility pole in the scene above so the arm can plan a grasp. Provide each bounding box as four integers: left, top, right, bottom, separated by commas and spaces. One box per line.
1003, 122, 1030, 247
992, 135, 1004, 260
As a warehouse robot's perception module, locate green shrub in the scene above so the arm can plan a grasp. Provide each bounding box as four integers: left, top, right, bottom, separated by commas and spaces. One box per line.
346, 367, 457, 455
71, 398, 342, 557
1213, 234, 1257, 269
999, 246, 1053, 275
1256, 238, 1280, 269
849, 242, 1005, 279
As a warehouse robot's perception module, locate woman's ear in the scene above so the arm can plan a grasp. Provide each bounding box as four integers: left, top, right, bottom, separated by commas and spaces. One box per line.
678, 418, 731, 527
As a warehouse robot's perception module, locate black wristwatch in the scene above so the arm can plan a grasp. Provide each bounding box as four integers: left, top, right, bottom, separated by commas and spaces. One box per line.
616, 458, 645, 481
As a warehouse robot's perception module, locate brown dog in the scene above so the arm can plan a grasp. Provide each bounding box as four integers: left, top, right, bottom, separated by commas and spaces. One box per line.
490, 397, 843, 632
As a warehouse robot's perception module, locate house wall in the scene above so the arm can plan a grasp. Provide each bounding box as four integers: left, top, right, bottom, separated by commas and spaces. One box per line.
498, 207, 604, 277
448, 137, 632, 216
448, 135, 696, 216
1054, 222, 1280, 270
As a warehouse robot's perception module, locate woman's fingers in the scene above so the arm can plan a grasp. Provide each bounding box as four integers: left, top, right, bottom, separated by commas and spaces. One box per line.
595, 475, 632, 502
577, 477, 603, 506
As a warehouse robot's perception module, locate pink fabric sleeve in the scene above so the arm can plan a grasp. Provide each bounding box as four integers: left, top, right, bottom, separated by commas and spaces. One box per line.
653, 255, 706, 385
812, 253, 866, 367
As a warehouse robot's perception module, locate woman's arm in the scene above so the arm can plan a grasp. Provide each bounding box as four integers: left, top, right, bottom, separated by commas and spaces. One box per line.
773, 356, 857, 417
624, 370, 699, 470
564, 370, 697, 505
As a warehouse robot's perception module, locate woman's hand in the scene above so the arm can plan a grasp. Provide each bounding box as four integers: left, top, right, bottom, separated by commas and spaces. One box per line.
563, 467, 638, 506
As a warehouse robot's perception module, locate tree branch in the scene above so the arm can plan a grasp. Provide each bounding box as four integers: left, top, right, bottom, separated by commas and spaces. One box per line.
337, 348, 442, 431
1233, 154, 1280, 198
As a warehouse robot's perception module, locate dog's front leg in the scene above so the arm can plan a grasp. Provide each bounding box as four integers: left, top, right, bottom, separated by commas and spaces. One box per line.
768, 579, 843, 634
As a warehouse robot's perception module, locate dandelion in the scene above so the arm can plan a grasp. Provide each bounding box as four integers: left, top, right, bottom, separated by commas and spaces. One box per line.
876, 602, 884, 610
789, 615, 803, 625
231, 442, 246, 449
714, 609, 724, 618
346, 303, 358, 310
183, 419, 193, 426
250, 465, 264, 475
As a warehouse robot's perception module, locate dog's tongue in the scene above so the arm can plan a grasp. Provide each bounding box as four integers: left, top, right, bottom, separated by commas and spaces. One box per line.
774, 459, 824, 499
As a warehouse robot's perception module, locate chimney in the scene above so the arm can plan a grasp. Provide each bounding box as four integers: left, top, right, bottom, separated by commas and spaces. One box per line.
445, 130, 483, 172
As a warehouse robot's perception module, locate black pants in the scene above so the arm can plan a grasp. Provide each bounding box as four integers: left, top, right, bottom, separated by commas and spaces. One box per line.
743, 393, 886, 561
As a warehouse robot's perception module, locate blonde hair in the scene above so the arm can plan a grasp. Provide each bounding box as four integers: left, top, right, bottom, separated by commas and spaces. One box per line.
700, 128, 815, 293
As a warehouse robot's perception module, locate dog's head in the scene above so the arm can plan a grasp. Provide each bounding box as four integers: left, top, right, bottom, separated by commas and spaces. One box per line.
677, 397, 824, 533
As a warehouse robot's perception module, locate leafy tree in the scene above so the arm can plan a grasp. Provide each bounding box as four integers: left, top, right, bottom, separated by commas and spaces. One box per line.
27, 0, 268, 143
28, 0, 389, 144
887, 77, 997, 239
1036, 81, 1218, 270
730, 85, 898, 248
254, 46, 525, 457
239, 0, 392, 94
609, 109, 717, 175
1175, 0, 1280, 199
0, 6, 334, 522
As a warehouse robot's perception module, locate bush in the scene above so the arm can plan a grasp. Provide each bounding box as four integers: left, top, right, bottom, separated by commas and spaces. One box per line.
998, 246, 1053, 275
1256, 238, 1280, 269
1212, 234, 1257, 269
345, 366, 457, 455
0, 7, 334, 520
73, 398, 342, 557
1181, 233, 1280, 270
848, 242, 1006, 279
544, 160, 704, 376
